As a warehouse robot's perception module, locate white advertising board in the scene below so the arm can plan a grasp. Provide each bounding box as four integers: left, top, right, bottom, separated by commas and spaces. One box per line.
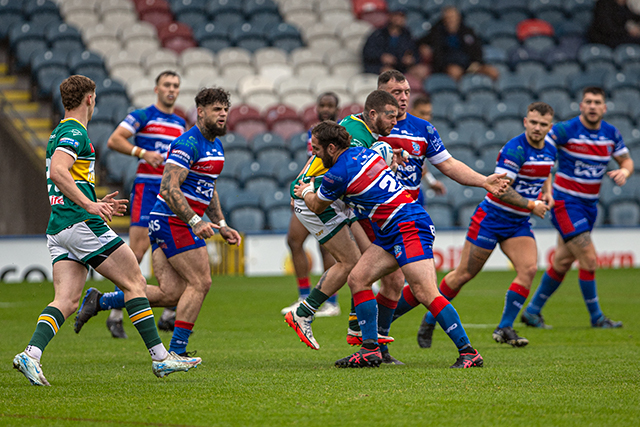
0, 229, 638, 282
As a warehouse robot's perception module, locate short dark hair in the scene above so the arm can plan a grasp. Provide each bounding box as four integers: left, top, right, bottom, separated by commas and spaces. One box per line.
155, 70, 180, 86
312, 120, 351, 150
60, 75, 96, 111
527, 102, 554, 117
378, 70, 406, 87
195, 87, 231, 108
317, 91, 339, 106
364, 90, 399, 115
582, 86, 606, 100
412, 94, 431, 109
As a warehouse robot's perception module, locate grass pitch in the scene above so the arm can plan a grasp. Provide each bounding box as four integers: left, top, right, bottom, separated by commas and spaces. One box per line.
1, 269, 639, 427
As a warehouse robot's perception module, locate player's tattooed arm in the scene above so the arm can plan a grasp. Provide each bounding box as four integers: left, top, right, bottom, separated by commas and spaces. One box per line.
498, 185, 530, 209
204, 189, 224, 223
160, 163, 195, 224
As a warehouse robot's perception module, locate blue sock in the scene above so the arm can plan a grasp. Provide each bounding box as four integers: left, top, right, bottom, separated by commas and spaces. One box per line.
327, 293, 338, 304
423, 278, 459, 326
431, 296, 470, 350
578, 270, 602, 324
297, 277, 310, 298
376, 294, 397, 353
526, 268, 564, 315
498, 283, 529, 328
391, 284, 419, 322
100, 290, 125, 310
169, 321, 193, 354
354, 290, 378, 343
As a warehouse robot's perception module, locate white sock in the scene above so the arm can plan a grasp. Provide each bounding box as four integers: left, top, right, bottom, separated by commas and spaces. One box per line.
25, 345, 42, 361
149, 344, 169, 361
108, 309, 124, 321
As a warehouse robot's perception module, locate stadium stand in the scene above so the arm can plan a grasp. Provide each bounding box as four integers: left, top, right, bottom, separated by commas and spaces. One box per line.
3, 0, 640, 231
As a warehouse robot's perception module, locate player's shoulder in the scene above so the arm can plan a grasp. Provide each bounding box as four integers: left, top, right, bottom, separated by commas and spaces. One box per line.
599, 119, 622, 138
405, 113, 440, 137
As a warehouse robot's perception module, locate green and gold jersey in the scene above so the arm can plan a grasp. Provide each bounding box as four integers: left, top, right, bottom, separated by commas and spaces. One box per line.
46, 118, 99, 234
290, 114, 378, 199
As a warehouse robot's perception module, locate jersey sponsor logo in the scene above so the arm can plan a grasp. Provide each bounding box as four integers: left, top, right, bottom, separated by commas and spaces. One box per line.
426, 126, 434, 134
574, 160, 606, 178
59, 137, 79, 149
49, 195, 64, 206
71, 129, 82, 136
171, 149, 191, 162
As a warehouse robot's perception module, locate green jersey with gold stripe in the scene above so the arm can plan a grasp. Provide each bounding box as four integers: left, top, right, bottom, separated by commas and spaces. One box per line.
46, 118, 99, 235
290, 114, 378, 199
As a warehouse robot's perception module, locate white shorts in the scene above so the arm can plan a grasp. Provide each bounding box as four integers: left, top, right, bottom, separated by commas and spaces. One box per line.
47, 219, 123, 268
293, 198, 355, 244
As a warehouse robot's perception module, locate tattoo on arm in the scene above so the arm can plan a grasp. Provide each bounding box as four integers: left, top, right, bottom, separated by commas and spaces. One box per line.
204, 189, 224, 223
498, 186, 529, 208
617, 152, 630, 161
160, 164, 194, 223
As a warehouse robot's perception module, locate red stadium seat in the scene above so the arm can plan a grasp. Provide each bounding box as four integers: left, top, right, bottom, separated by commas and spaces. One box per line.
137, 0, 174, 30
271, 120, 306, 141
140, 10, 173, 29
352, 0, 386, 18
134, 0, 171, 14
301, 104, 319, 129
164, 37, 198, 53
338, 103, 363, 121
517, 19, 554, 41
359, 11, 388, 28
233, 121, 268, 141
158, 22, 193, 43
158, 22, 196, 53
228, 104, 262, 129
263, 104, 300, 128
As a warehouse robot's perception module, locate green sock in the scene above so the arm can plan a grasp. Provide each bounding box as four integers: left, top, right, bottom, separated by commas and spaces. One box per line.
125, 297, 162, 349
349, 297, 359, 331
296, 288, 329, 317
27, 306, 65, 352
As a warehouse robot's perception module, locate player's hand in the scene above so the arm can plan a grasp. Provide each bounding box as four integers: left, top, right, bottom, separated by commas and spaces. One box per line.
430, 180, 447, 195
607, 169, 630, 186
99, 191, 128, 216
540, 192, 554, 210
293, 181, 312, 198
391, 148, 408, 168
484, 173, 509, 197
143, 150, 165, 168
531, 200, 549, 219
219, 226, 242, 246
192, 220, 217, 239
86, 201, 115, 222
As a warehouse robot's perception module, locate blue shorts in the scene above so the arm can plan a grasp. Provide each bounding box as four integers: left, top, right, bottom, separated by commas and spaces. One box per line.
130, 181, 160, 227
374, 214, 435, 267
148, 214, 206, 258
466, 206, 534, 250
550, 199, 597, 242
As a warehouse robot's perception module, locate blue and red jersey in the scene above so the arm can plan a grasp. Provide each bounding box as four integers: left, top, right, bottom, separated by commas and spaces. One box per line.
119, 105, 186, 183
547, 116, 628, 205
317, 146, 421, 233
150, 125, 224, 219
379, 113, 451, 199
480, 132, 556, 217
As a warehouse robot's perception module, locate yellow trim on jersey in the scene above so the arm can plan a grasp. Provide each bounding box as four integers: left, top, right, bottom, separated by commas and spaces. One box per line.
60, 117, 87, 130
305, 155, 328, 177
349, 114, 374, 134
69, 159, 95, 184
